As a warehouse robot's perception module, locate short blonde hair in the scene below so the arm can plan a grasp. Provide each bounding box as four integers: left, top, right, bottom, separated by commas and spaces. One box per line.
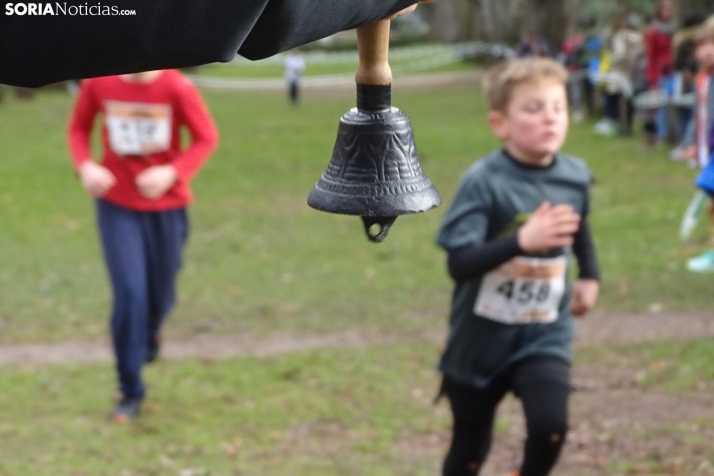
482, 58, 569, 112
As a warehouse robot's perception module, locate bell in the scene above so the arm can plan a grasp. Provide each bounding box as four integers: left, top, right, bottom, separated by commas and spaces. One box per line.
307, 20, 440, 243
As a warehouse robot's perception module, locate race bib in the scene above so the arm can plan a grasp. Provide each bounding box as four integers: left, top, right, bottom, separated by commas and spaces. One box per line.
105, 101, 172, 156
474, 256, 566, 324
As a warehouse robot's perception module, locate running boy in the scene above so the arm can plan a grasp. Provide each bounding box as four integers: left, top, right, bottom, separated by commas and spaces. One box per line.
436, 57, 600, 476
67, 70, 219, 422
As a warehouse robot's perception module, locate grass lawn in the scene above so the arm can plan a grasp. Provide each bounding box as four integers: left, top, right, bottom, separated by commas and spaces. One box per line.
1, 79, 714, 474
191, 49, 476, 79
192, 60, 475, 79
0, 342, 448, 476
0, 339, 712, 475
0, 82, 711, 343
577, 338, 714, 392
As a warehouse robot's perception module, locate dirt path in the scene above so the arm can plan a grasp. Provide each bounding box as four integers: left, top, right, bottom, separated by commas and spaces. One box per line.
399, 360, 714, 476
2, 311, 713, 473
1, 311, 712, 366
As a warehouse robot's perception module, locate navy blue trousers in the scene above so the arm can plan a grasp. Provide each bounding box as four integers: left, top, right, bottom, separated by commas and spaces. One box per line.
97, 200, 188, 399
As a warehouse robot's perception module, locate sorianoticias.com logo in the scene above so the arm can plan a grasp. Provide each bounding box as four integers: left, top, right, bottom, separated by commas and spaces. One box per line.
4, 3, 136, 15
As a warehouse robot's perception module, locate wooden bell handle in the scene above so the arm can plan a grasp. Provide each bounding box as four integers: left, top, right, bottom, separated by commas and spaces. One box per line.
355, 20, 392, 85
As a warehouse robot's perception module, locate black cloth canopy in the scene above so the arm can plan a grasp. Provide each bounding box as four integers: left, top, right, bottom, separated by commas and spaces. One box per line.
0, 0, 417, 87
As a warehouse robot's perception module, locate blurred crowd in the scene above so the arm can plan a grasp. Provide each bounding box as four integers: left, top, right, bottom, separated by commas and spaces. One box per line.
518, 0, 712, 165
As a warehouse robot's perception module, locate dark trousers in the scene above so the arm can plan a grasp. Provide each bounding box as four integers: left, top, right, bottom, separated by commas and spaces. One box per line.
603, 92, 634, 133
289, 81, 299, 104
603, 92, 620, 122
442, 356, 570, 476
97, 200, 188, 399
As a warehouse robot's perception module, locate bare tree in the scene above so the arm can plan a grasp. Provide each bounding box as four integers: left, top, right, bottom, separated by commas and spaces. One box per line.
462, 0, 479, 41
522, 0, 574, 51
425, 0, 574, 49
678, 0, 714, 17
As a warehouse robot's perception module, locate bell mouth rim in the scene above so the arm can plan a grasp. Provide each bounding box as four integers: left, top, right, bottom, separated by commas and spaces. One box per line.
306, 185, 441, 217
305, 204, 441, 217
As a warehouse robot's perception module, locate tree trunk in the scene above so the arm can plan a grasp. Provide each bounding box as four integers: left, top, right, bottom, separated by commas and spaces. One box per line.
461, 0, 478, 41
423, 1, 464, 42
678, 0, 714, 18
522, 0, 573, 52
424, 0, 573, 48
480, 0, 495, 42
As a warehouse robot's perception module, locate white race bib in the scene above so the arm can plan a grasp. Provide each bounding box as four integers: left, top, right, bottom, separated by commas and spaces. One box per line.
474, 256, 566, 324
105, 101, 172, 156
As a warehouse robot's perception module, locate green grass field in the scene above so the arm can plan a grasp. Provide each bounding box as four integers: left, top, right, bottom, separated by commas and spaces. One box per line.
1, 80, 714, 474
191, 49, 475, 79
0, 342, 448, 476
192, 59, 474, 79
0, 339, 712, 475
0, 83, 710, 344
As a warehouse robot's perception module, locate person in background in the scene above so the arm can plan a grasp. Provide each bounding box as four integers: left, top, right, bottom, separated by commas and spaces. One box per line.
600, 13, 644, 136
644, 0, 676, 146
560, 31, 586, 122
284, 48, 306, 106
669, 11, 705, 159
518, 32, 552, 58
67, 69, 219, 421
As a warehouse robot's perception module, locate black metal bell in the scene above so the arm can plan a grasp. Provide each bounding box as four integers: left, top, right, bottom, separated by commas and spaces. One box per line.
307, 83, 441, 242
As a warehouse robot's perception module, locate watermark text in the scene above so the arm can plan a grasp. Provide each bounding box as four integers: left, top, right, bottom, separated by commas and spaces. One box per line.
5, 3, 136, 16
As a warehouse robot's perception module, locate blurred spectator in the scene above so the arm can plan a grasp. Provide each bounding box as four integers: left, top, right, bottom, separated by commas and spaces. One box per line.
600, 13, 644, 136
517, 32, 552, 58
670, 11, 705, 159
560, 32, 586, 122
284, 49, 305, 106
0, 85, 35, 101
582, 35, 606, 119
644, 0, 676, 146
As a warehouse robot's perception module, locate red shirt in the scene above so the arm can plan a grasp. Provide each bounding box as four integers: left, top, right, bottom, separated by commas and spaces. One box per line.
68, 70, 219, 211
645, 25, 673, 88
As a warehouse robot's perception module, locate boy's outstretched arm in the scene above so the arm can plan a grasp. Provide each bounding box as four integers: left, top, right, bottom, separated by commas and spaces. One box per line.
169, 80, 219, 184
67, 81, 99, 171
1, 0, 426, 87
67, 81, 117, 198
570, 213, 600, 317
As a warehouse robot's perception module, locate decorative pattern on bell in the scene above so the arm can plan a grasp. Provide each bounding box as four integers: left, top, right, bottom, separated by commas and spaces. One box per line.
308, 85, 441, 242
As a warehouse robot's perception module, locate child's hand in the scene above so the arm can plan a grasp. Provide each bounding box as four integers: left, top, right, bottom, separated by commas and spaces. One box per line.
570, 279, 599, 317
135, 165, 177, 200
517, 202, 581, 252
79, 161, 116, 198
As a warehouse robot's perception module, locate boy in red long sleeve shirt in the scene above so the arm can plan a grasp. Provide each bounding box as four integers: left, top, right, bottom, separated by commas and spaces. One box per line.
67, 70, 219, 422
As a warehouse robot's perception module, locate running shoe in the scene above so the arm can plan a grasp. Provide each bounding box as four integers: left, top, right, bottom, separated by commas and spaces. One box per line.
110, 396, 142, 423
669, 145, 686, 161
594, 119, 614, 135
686, 249, 714, 273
